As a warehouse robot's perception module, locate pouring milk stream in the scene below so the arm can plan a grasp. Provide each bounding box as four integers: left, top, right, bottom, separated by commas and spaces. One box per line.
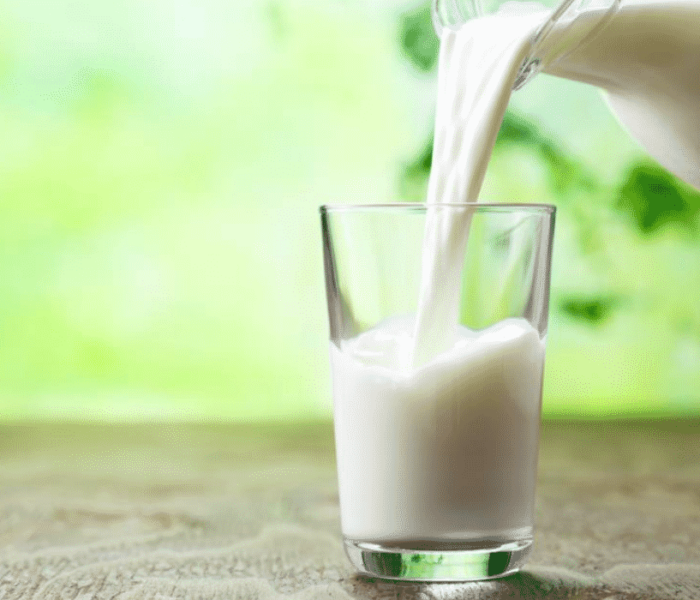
414, 0, 700, 366
331, 0, 700, 546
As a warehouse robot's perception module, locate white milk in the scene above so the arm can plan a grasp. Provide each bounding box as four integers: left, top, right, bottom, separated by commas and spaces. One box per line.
331, 0, 700, 545
412, 13, 543, 366
332, 317, 544, 542
415, 0, 700, 365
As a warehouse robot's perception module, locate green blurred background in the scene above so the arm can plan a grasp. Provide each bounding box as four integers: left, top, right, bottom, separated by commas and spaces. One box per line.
1, 0, 698, 421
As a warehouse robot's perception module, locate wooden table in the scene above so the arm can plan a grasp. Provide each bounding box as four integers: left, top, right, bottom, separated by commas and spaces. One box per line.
0, 420, 698, 598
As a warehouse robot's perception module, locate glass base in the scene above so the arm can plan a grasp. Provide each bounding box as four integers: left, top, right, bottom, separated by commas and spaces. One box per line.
344, 537, 532, 582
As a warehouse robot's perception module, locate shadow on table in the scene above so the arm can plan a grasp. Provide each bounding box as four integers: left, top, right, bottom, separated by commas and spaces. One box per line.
349, 567, 597, 599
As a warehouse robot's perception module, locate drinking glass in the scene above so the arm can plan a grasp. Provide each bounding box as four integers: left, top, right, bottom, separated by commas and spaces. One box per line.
320, 203, 556, 581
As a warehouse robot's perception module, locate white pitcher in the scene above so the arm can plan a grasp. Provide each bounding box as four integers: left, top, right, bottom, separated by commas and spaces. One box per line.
433, 0, 621, 88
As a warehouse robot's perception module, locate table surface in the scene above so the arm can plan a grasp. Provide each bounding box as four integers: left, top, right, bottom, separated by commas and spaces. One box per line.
0, 420, 699, 599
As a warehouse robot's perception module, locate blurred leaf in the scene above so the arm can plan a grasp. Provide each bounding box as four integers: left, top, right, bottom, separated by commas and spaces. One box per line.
70, 68, 135, 120
398, 2, 439, 72
560, 296, 619, 325
266, 1, 287, 39
495, 112, 599, 194
399, 134, 433, 200
616, 162, 700, 235
399, 111, 603, 199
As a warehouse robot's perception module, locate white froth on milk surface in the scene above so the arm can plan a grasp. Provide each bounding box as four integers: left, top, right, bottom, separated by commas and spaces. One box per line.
331, 0, 700, 546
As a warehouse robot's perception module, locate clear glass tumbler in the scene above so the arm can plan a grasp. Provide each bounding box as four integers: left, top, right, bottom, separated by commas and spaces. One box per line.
320, 203, 556, 581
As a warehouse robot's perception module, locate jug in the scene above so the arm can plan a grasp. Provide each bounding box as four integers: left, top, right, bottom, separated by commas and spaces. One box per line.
432, 0, 700, 190
433, 0, 621, 88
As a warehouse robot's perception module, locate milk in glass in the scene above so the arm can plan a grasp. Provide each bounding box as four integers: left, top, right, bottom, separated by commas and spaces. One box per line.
330, 0, 700, 550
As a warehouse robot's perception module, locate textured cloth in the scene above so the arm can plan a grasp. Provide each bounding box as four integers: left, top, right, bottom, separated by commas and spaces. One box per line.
0, 420, 699, 599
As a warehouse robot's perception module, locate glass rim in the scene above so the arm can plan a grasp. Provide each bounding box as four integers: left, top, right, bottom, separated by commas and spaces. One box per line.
320, 202, 556, 214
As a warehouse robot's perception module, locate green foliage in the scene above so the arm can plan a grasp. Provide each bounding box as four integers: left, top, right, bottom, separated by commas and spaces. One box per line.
399, 135, 433, 201
399, 111, 603, 200
616, 162, 700, 234
495, 112, 600, 194
399, 3, 439, 72
560, 296, 619, 325
0, 0, 697, 420
0, 0, 415, 421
